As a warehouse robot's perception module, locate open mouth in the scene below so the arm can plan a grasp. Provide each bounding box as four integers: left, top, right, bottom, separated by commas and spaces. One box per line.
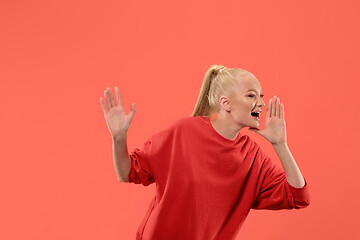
250, 111, 260, 120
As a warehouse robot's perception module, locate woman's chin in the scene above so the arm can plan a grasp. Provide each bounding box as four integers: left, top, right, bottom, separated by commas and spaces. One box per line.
251, 121, 260, 127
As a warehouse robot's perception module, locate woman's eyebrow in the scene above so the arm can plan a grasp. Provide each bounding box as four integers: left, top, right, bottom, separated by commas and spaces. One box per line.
246, 89, 263, 93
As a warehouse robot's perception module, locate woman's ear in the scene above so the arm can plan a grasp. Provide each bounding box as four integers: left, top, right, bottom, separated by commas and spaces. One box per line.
219, 96, 231, 112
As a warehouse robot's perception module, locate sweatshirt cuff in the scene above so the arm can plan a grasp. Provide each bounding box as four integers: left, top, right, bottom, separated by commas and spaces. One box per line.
286, 178, 309, 198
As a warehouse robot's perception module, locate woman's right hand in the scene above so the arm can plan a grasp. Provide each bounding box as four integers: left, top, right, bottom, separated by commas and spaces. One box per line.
100, 87, 136, 139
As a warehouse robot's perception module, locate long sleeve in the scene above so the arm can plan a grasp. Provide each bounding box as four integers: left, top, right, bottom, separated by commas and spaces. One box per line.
251, 147, 311, 210
127, 116, 312, 239
128, 139, 156, 186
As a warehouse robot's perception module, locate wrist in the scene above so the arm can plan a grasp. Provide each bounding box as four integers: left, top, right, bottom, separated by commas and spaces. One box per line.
272, 141, 288, 148
113, 133, 127, 142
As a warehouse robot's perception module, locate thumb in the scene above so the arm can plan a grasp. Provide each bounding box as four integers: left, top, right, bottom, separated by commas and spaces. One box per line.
132, 102, 136, 112
128, 102, 136, 119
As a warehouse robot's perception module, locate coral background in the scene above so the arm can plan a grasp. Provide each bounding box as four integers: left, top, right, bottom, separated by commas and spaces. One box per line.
1, 0, 359, 239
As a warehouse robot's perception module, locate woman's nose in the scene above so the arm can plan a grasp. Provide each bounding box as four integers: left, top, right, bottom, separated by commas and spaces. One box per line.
258, 99, 265, 108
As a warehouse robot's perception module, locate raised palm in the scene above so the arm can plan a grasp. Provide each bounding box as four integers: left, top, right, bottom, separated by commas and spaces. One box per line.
100, 87, 136, 138
249, 95, 287, 145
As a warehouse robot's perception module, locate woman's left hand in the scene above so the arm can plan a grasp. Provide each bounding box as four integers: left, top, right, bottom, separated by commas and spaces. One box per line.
248, 95, 287, 145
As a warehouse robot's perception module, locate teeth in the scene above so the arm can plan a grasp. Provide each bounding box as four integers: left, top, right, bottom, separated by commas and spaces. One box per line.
251, 112, 260, 117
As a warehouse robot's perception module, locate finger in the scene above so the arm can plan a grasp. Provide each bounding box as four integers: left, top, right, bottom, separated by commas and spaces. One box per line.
115, 86, 123, 108
281, 102, 285, 121
276, 97, 280, 118
100, 97, 108, 114
108, 87, 117, 107
271, 95, 276, 118
267, 98, 271, 118
127, 102, 136, 124
104, 88, 112, 109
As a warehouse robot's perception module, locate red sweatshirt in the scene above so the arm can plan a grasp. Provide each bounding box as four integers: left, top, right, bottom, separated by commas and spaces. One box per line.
127, 116, 310, 240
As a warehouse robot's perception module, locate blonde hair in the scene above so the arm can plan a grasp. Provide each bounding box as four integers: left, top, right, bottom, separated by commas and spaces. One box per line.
191, 64, 253, 118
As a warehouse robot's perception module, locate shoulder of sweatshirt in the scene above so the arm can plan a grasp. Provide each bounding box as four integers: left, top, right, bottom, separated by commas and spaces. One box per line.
173, 116, 260, 149
163, 116, 197, 132
145, 116, 260, 147
144, 116, 189, 142
246, 137, 261, 149
174, 116, 261, 143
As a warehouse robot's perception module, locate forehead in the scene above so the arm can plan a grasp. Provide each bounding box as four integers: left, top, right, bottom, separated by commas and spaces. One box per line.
234, 73, 262, 93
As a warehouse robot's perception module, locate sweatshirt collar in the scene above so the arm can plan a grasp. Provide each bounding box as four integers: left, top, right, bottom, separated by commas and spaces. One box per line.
197, 116, 243, 145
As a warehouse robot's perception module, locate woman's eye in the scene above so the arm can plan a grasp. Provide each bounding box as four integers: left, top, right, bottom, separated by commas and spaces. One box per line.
248, 94, 264, 98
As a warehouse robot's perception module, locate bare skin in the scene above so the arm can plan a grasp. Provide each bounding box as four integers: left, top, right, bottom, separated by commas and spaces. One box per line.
210, 73, 286, 145
100, 87, 136, 181
100, 87, 136, 139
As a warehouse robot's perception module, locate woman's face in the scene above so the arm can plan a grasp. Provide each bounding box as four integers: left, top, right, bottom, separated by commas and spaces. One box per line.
226, 73, 266, 128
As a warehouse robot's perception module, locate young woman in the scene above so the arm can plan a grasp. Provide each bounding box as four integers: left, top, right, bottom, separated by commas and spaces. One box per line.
100, 65, 310, 240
